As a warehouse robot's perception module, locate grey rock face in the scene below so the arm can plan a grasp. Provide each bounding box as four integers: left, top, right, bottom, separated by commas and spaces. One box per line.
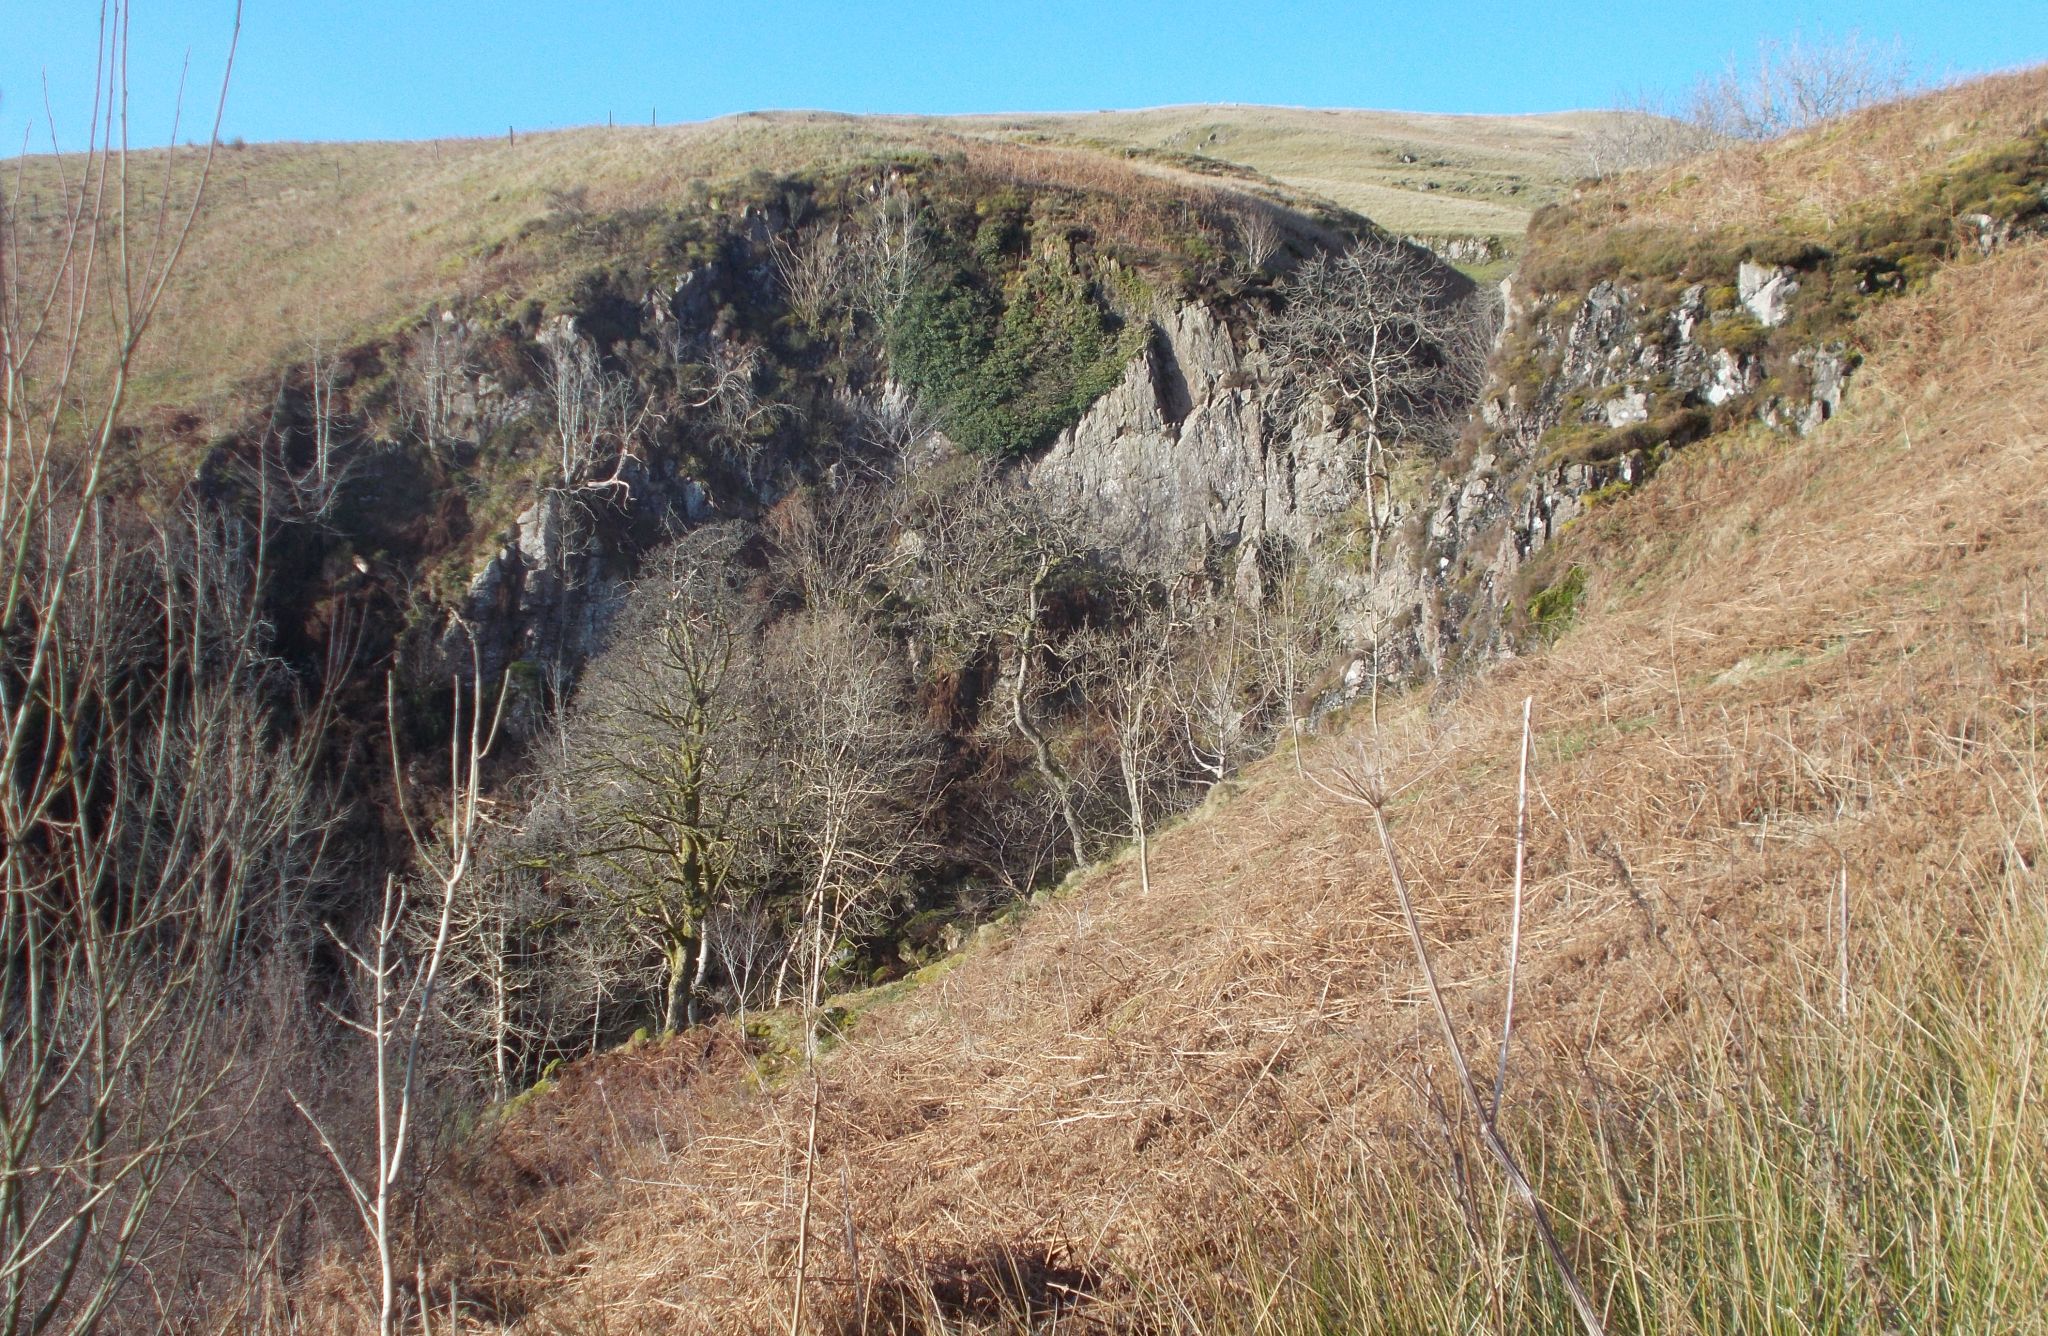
1738, 261, 1800, 328
1560, 281, 1639, 387
1026, 304, 1361, 573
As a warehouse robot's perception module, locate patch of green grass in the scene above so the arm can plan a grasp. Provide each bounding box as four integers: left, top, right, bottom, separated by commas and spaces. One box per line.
1541, 407, 1713, 468
1525, 564, 1586, 640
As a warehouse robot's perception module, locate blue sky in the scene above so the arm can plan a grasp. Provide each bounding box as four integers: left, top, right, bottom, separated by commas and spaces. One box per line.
4, 1, 2045, 150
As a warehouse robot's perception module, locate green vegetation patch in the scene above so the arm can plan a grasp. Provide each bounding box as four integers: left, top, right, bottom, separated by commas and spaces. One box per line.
1542, 406, 1713, 467
888, 219, 1149, 457
1524, 563, 1586, 641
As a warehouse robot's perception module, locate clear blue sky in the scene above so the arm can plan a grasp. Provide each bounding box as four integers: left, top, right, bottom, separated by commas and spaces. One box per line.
4, 1, 2044, 150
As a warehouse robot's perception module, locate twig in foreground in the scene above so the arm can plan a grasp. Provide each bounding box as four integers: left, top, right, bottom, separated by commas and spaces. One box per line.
1311, 701, 1606, 1336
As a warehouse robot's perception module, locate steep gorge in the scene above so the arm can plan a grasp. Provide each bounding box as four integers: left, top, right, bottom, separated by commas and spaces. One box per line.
315, 69, 2048, 1332
11, 64, 2048, 1333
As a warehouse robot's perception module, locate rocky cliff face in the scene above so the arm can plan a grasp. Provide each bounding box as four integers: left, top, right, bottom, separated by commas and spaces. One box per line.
383, 120, 2048, 724
1019, 256, 1864, 686
1024, 304, 1356, 577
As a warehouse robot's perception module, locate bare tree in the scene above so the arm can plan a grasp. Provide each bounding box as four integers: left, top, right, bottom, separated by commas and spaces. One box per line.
0, 10, 341, 1332
762, 610, 941, 1005
758, 609, 940, 1334
0, 510, 342, 1336
834, 380, 938, 459
430, 847, 552, 1105
764, 482, 900, 620
653, 318, 786, 482
873, 459, 1100, 875
538, 319, 655, 494
1250, 554, 1342, 772
555, 526, 767, 1034
1689, 30, 1909, 142
705, 896, 785, 1029
247, 331, 371, 527
1166, 595, 1269, 791
847, 181, 923, 321
1263, 235, 1493, 574
292, 661, 505, 1336
1099, 609, 1179, 897
771, 226, 850, 330
402, 315, 475, 464
308, 336, 343, 491
1008, 548, 1097, 868
1580, 98, 1724, 177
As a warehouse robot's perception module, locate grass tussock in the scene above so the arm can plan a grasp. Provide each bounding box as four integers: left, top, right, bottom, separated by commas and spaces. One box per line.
1206, 792, 2048, 1334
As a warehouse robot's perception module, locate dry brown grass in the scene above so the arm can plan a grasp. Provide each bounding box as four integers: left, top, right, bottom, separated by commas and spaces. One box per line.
1609, 65, 2048, 233
293, 215, 2048, 1332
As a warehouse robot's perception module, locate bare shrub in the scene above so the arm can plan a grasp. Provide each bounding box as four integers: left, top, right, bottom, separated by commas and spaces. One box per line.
770, 226, 849, 329
773, 182, 924, 331
1580, 98, 1724, 177
1229, 202, 1287, 273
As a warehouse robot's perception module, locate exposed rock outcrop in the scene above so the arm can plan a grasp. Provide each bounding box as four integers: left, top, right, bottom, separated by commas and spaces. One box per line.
1023, 222, 1890, 686
1026, 304, 1357, 574
1738, 260, 1800, 328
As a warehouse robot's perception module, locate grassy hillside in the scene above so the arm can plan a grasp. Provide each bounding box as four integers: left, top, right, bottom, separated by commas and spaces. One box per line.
288, 72, 2048, 1332
6, 103, 1597, 424
932, 104, 1605, 239
7, 121, 1234, 417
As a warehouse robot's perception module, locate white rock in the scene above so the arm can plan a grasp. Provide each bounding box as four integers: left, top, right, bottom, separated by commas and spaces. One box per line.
1603, 387, 1650, 427
1704, 348, 1757, 406
1738, 260, 1799, 328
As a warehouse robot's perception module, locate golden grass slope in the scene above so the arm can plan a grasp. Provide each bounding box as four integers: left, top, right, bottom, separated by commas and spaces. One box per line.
299, 166, 2048, 1332
6, 103, 1601, 422
1611, 65, 2048, 233
930, 105, 1605, 238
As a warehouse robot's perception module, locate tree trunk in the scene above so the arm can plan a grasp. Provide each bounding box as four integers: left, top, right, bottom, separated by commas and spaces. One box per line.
1011, 633, 1086, 869
490, 916, 511, 1104
688, 921, 715, 1029
1133, 805, 1151, 899
663, 942, 688, 1036
1122, 747, 1150, 897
